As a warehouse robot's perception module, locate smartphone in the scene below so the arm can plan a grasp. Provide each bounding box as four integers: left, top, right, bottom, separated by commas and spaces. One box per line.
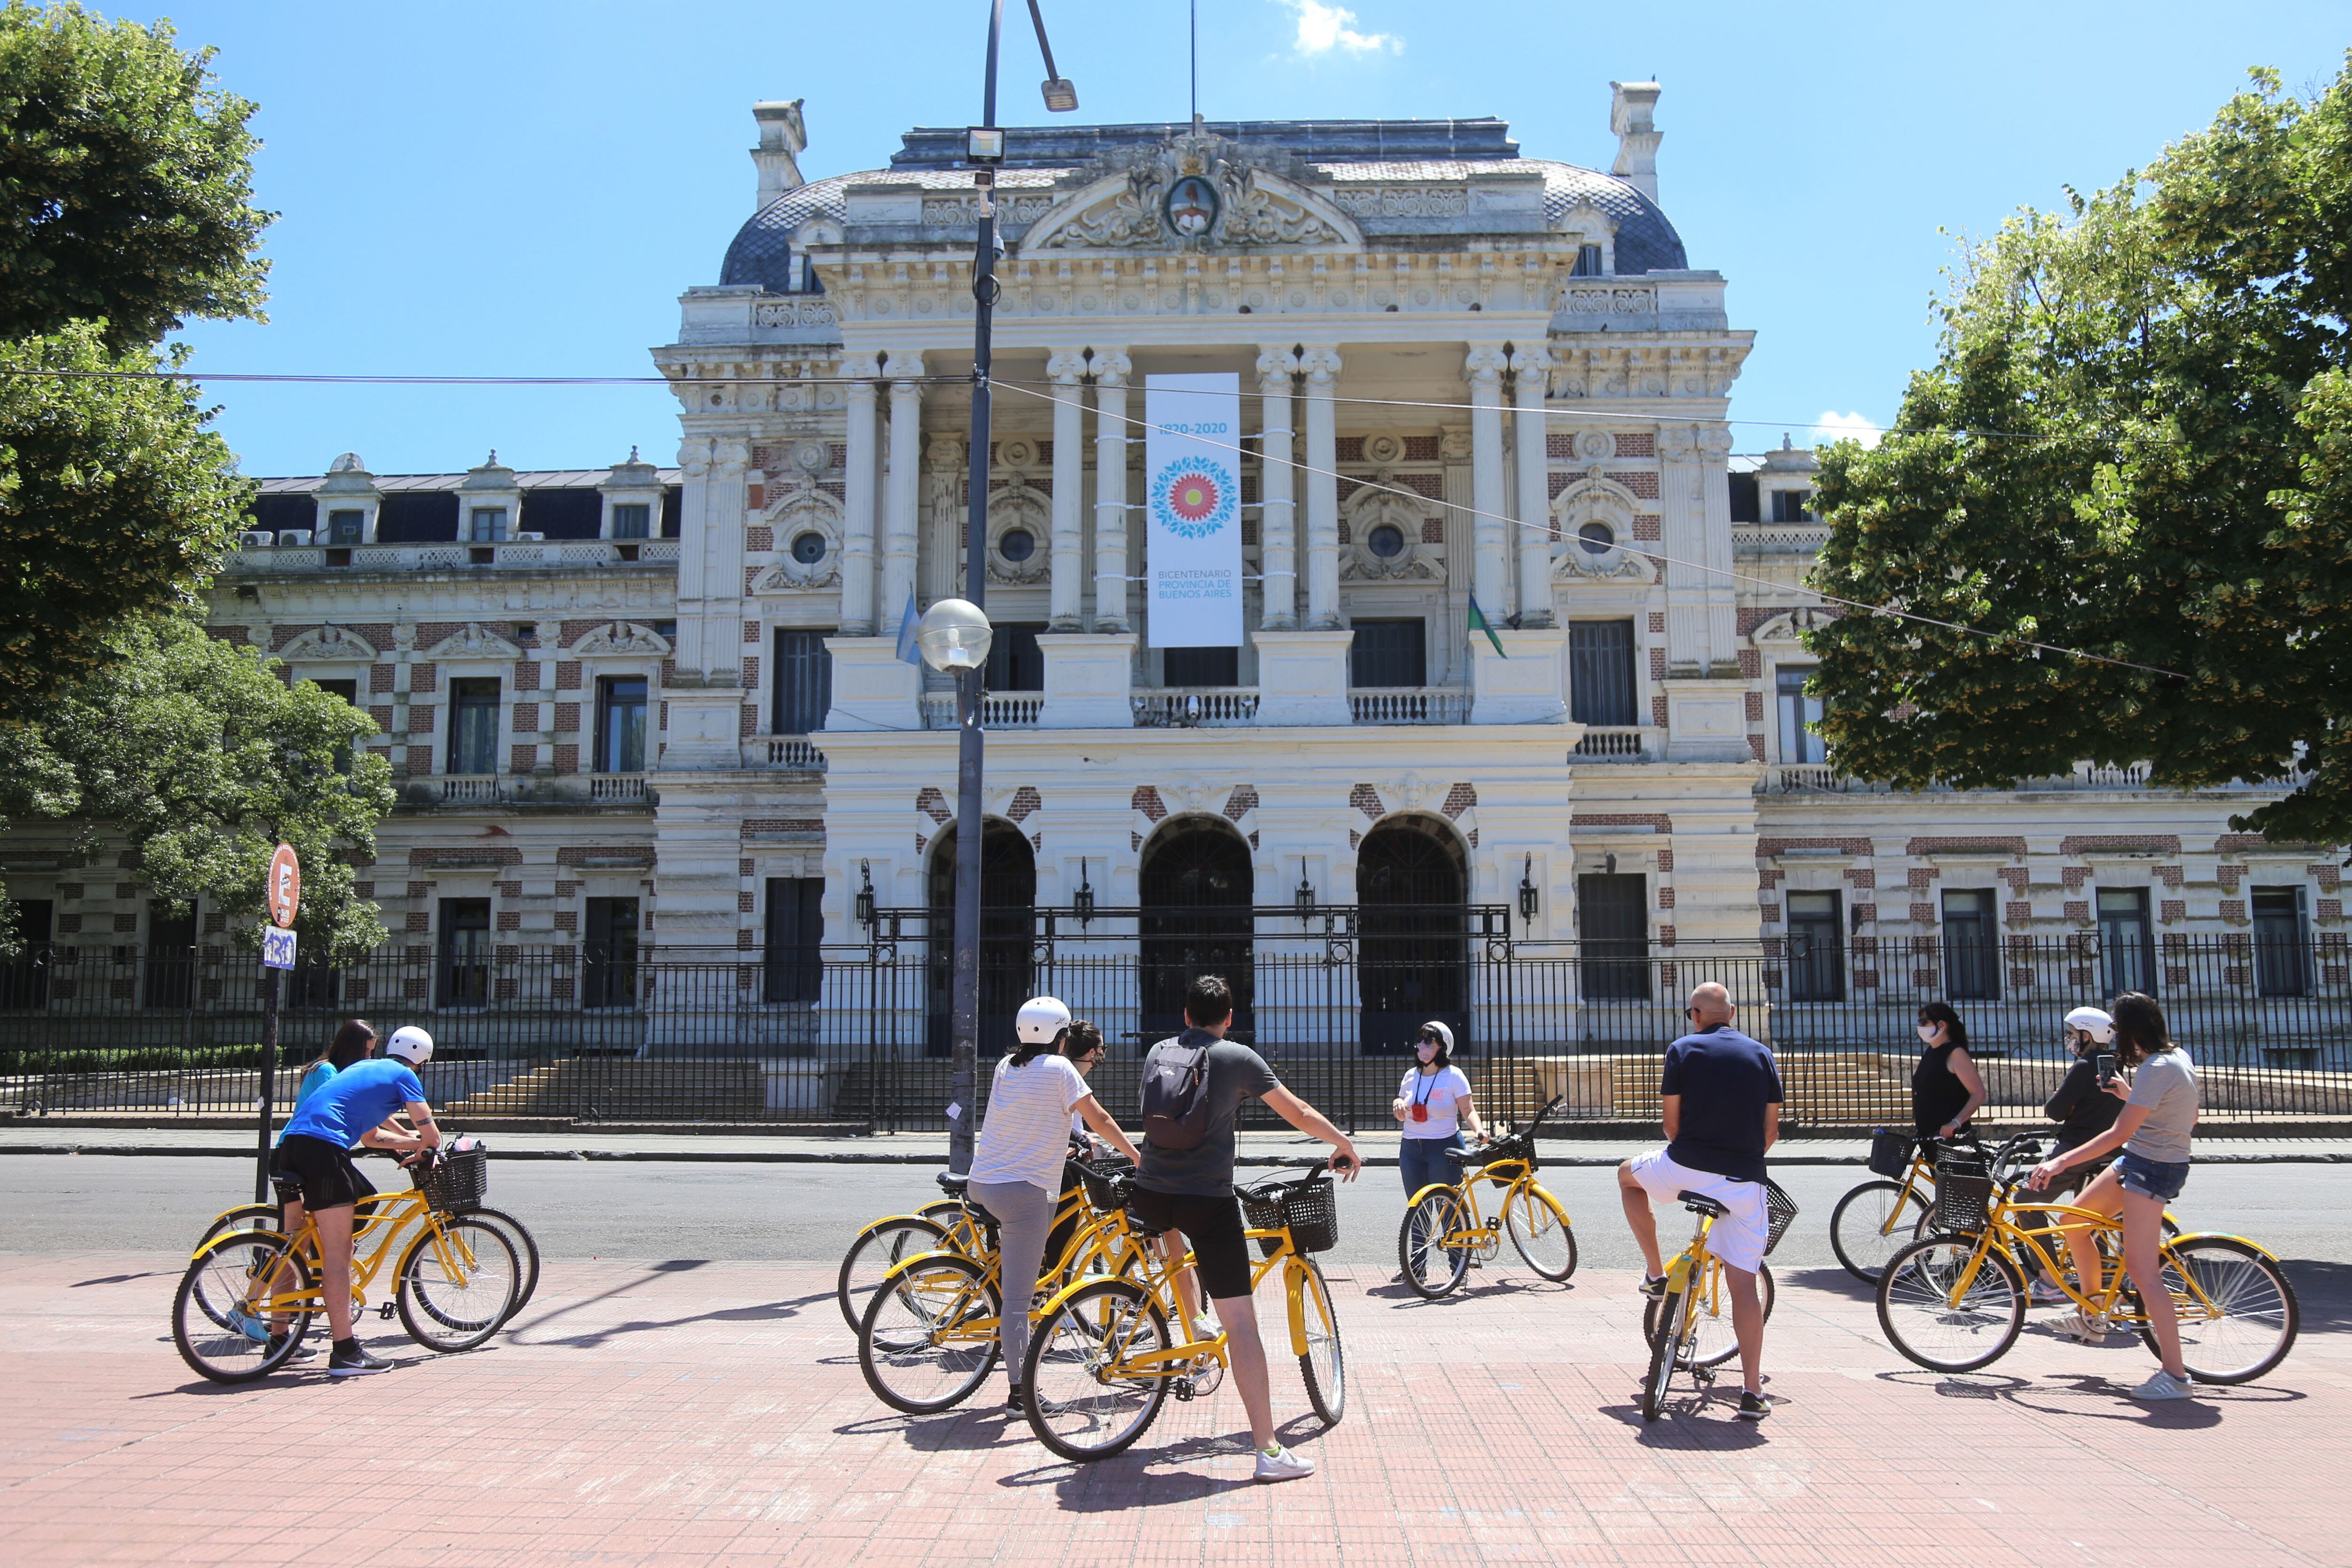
2095, 1051, 2117, 1086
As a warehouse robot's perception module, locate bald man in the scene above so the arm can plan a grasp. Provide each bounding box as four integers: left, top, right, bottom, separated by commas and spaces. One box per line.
1619, 981, 1783, 1418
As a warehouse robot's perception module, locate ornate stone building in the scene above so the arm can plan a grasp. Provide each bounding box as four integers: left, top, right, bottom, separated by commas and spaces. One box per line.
16, 86, 2332, 1067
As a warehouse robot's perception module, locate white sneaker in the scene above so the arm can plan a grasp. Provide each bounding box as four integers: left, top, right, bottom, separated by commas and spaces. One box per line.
2058, 1311, 2110, 1344
1254, 1444, 1314, 1483
1192, 1314, 1221, 1342
2029, 1279, 2070, 1305
2129, 1369, 2195, 1401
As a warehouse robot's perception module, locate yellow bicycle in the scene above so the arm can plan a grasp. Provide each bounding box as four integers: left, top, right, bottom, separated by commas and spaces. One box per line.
1017, 1161, 1345, 1462
1642, 1178, 1796, 1421
1399, 1095, 1574, 1297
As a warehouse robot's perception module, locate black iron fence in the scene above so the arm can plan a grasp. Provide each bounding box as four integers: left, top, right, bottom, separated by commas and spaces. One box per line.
1, 929, 2347, 1131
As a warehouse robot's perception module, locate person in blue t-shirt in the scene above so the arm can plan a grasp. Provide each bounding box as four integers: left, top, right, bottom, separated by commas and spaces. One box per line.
279, 1020, 379, 1144
270, 1025, 444, 1377
1617, 982, 1784, 1419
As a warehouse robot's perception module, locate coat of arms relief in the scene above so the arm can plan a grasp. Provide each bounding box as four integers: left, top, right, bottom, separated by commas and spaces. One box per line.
1036, 135, 1346, 252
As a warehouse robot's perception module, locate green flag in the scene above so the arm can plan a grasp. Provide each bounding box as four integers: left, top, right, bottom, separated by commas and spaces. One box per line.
1468, 594, 1508, 659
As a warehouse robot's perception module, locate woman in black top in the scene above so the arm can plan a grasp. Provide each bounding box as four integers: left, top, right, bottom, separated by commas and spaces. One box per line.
1911, 1001, 1986, 1143
2041, 1005, 2120, 1195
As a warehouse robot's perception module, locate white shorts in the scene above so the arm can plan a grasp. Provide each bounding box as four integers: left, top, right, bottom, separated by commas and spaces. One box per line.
1627, 1148, 1769, 1274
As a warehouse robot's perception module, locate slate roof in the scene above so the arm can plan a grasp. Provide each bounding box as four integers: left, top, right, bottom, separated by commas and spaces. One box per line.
254, 470, 683, 493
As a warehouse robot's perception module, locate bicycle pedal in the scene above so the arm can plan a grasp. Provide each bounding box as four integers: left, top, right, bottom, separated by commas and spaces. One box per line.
377, 1301, 397, 1321
1172, 1378, 1195, 1402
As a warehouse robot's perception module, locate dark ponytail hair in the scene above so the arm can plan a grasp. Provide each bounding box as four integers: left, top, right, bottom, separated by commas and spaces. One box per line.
1917, 1001, 1968, 1052
327, 1019, 377, 1069
2109, 992, 2174, 1065
1009, 1028, 1068, 1068
1061, 1020, 1104, 1059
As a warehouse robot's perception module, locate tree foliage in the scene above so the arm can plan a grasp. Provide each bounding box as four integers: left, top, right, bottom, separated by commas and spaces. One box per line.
1805, 57, 2352, 846
0, 615, 395, 960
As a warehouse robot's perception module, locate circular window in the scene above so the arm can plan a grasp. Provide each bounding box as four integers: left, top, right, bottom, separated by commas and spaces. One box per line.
790, 531, 827, 565
999, 527, 1036, 563
1578, 522, 1615, 556
1367, 523, 1406, 559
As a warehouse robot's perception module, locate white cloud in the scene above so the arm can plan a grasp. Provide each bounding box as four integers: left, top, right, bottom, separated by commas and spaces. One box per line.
1815, 410, 1883, 448
1284, 0, 1401, 56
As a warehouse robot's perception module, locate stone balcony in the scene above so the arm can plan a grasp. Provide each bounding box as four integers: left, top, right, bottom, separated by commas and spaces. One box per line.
223, 537, 679, 574
394, 773, 658, 812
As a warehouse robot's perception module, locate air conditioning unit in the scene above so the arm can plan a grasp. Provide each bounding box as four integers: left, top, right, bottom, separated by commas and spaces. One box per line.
238, 531, 275, 548
277, 529, 313, 546
515, 531, 546, 541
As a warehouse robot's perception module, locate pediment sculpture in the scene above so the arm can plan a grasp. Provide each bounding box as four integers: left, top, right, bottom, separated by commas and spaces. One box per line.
754, 476, 844, 591
277, 623, 378, 661
1032, 135, 1353, 253
424, 622, 524, 661
985, 475, 1051, 585
569, 621, 672, 658
1749, 606, 1839, 646
1339, 476, 1442, 581
1551, 469, 1655, 581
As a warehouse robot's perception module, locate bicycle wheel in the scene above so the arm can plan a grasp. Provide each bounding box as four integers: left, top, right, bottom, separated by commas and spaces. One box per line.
1398, 1189, 1472, 1299
468, 1206, 542, 1313
2130, 1236, 2299, 1385
173, 1233, 312, 1384
836, 1215, 949, 1331
1295, 1257, 1345, 1427
1502, 1183, 1577, 1281
1641, 1280, 1689, 1421
858, 1253, 1001, 1414
193, 1202, 279, 1257
396, 1216, 521, 1352
1831, 1180, 1931, 1284
1877, 1236, 2025, 1372
922, 1200, 985, 1255
1645, 1259, 1775, 1369
1023, 1277, 1171, 1462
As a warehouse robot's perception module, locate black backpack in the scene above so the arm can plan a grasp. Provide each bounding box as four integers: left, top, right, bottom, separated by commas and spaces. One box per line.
1139, 1033, 1216, 1151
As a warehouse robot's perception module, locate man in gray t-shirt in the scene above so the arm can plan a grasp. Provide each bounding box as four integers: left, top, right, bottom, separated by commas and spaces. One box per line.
1127, 974, 1358, 1484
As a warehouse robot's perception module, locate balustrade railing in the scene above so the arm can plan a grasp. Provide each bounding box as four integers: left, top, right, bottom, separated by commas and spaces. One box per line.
226, 538, 677, 573
1572, 726, 1650, 759
1347, 688, 1470, 725
920, 692, 1045, 730
1132, 688, 1261, 727
757, 738, 828, 770
438, 775, 506, 805
587, 774, 647, 802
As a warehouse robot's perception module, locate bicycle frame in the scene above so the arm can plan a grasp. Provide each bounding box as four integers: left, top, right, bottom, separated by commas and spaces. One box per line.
1405, 1152, 1542, 1252
1027, 1211, 1321, 1378
199, 1196, 494, 1324
1922, 1191, 2280, 1325
867, 1187, 1153, 1347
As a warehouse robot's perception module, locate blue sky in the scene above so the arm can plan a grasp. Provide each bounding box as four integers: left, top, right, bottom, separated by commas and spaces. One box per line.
143, 0, 2349, 478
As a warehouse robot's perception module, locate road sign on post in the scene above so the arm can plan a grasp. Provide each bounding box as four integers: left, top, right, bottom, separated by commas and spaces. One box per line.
254, 844, 302, 1202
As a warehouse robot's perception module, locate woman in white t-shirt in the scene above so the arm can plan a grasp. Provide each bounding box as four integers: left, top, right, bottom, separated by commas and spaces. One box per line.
1393, 1020, 1485, 1199
968, 996, 1141, 1415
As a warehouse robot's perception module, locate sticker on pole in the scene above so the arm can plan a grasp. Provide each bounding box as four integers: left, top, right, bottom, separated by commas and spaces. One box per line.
267, 844, 302, 930
261, 926, 297, 971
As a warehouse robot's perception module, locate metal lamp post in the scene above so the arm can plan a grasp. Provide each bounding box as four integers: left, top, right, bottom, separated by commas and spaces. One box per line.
941, 0, 1077, 1174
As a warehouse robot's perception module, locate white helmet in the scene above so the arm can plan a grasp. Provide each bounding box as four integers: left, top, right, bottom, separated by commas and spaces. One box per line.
2063, 1006, 2114, 1044
385, 1025, 435, 1065
1015, 995, 1073, 1046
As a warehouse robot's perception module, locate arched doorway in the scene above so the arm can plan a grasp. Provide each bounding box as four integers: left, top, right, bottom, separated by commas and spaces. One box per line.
1356, 816, 1470, 1054
1139, 818, 1255, 1043
926, 819, 1036, 1058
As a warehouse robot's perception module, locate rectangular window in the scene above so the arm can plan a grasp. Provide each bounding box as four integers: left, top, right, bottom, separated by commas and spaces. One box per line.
325, 509, 365, 545
1942, 889, 2001, 1001
2097, 888, 2155, 997
467, 506, 508, 542
437, 899, 491, 1008
582, 897, 640, 1009
1769, 489, 1811, 523
1727, 472, 1760, 524
1349, 619, 1426, 688
2253, 886, 2308, 998
446, 678, 501, 774
1776, 667, 1826, 764
764, 877, 826, 1003
1577, 872, 1650, 1000
1572, 243, 1604, 277
145, 899, 197, 1009
1568, 620, 1638, 726
1786, 891, 1845, 1002
314, 679, 359, 772
983, 622, 1047, 692
595, 677, 648, 773
771, 629, 833, 734
1162, 646, 1239, 687
1, 899, 54, 1009
610, 502, 651, 540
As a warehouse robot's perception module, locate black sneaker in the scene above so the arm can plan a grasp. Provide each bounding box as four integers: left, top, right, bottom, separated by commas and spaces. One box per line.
326, 1339, 391, 1377
1736, 1390, 1772, 1420
266, 1334, 318, 1363
1639, 1273, 1668, 1298
1005, 1384, 1025, 1415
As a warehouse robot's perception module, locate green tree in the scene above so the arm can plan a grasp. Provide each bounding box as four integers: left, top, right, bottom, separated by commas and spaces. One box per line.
1804, 58, 2352, 846
0, 616, 395, 959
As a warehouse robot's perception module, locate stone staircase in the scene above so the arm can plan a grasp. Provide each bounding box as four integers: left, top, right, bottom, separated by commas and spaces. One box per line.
445, 1059, 765, 1122
1601, 1052, 1908, 1123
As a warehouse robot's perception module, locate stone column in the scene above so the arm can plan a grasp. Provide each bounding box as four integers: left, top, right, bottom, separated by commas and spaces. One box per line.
1255, 347, 1299, 631
1465, 345, 1510, 623
530, 620, 560, 777
706, 436, 750, 681
673, 438, 714, 673
839, 352, 881, 635
922, 434, 964, 607
1698, 421, 1739, 672
1299, 344, 1343, 629
1439, 425, 1473, 683
881, 354, 923, 643
1047, 350, 1089, 630
1658, 423, 1706, 674
1089, 349, 1132, 633
1510, 344, 1555, 628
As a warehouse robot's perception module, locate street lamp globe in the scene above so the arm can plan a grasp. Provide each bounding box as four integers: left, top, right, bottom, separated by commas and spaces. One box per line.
915, 598, 993, 673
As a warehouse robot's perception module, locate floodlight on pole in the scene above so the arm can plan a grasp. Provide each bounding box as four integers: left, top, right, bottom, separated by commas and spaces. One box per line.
915, 598, 993, 673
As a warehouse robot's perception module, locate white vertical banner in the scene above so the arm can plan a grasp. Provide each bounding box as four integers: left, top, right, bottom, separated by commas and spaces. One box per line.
1144, 372, 1243, 648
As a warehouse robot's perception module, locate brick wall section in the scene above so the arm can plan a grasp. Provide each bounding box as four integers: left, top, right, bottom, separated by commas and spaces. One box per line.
512, 703, 539, 731
1738, 650, 1760, 678
2312, 864, 2344, 891
1757, 868, 1783, 891
2161, 899, 2186, 923
1350, 784, 1385, 820
2065, 900, 2090, 923
1578, 812, 1673, 832
1129, 785, 1165, 821
1605, 471, 1658, 499
1842, 868, 1874, 889
744, 621, 761, 646
1648, 647, 1666, 681
1908, 867, 1936, 888
1615, 432, 1656, 458
405, 745, 433, 773
368, 704, 394, 733
2155, 865, 2183, 888
746, 526, 773, 552
1910, 902, 1935, 923
555, 661, 582, 690
508, 744, 535, 773
740, 703, 758, 737
2216, 833, 2334, 854
1224, 786, 1259, 820
553, 702, 580, 732
1998, 867, 2028, 891
1907, 836, 2028, 857
1632, 514, 1661, 541
2220, 899, 2246, 923
1756, 836, 1871, 858
2060, 835, 2182, 856
1747, 734, 1766, 761
1441, 783, 1476, 819
2007, 901, 2033, 924
741, 818, 824, 838
1651, 694, 1669, 727
406, 705, 436, 735
554, 846, 655, 868
411, 663, 437, 693
1657, 850, 1673, 872
1007, 786, 1042, 823
407, 846, 523, 868
1647, 612, 1665, 634
554, 744, 578, 772
918, 787, 953, 824
513, 661, 540, 687
1744, 692, 1764, 722
371, 665, 396, 693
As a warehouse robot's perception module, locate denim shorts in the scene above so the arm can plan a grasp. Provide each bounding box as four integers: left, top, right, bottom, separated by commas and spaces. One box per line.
2116, 1149, 2189, 1202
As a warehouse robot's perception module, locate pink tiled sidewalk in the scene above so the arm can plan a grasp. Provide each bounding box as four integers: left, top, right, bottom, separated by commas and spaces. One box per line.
0, 1249, 2345, 1566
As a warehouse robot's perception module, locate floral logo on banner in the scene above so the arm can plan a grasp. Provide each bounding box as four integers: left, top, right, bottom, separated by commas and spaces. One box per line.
1151, 458, 1235, 540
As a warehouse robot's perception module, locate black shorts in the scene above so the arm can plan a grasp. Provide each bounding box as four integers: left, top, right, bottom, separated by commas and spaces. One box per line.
272, 1133, 377, 1212
1127, 1186, 1254, 1302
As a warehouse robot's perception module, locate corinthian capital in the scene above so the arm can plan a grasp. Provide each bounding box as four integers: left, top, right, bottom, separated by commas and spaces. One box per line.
839, 351, 883, 382
712, 437, 752, 477
1045, 349, 1089, 386
1507, 343, 1553, 377
1298, 344, 1343, 383
1695, 422, 1735, 459
1255, 346, 1299, 389
884, 350, 925, 384
1656, 423, 1700, 461
1088, 348, 1131, 387
1462, 344, 1509, 386
924, 434, 966, 470
676, 437, 715, 478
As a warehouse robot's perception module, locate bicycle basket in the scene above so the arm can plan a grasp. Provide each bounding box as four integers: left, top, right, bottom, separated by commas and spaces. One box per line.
1240, 1177, 1339, 1257
1077, 1158, 1133, 1212
1761, 1176, 1800, 1257
1867, 1129, 1915, 1180
1482, 1133, 1536, 1174
415, 1147, 488, 1214
1932, 1158, 1994, 1234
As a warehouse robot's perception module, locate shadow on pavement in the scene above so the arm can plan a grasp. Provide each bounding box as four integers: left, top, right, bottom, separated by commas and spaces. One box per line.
1874, 1368, 2285, 1426
507, 1265, 833, 1349
999, 1429, 1269, 1509
1596, 1394, 1772, 1447
2275, 1258, 2352, 1333
1364, 1275, 1576, 1310
72, 1271, 173, 1288
1776, 1265, 1875, 1304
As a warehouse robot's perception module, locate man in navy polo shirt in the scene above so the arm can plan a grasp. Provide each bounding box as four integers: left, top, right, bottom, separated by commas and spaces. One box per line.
1618, 981, 1783, 1418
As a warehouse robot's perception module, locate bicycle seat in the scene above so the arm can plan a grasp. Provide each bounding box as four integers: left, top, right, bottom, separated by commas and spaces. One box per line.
1677, 1191, 1729, 1218
1442, 1146, 1485, 1165
934, 1172, 969, 1196
962, 1197, 1000, 1228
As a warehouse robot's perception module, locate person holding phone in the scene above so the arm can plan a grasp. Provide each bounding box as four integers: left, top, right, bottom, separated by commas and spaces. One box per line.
2042, 1006, 2122, 1197
1393, 1020, 1486, 1199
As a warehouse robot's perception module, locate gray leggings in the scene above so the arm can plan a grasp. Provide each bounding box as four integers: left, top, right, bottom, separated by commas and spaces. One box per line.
968, 1178, 1056, 1383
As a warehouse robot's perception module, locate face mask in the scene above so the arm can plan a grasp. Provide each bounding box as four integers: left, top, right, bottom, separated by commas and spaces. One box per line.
1917, 1024, 1940, 1043
1415, 1041, 1438, 1063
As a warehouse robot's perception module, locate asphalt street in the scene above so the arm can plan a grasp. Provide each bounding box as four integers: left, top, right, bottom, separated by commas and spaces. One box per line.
1, 1152, 2342, 1289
